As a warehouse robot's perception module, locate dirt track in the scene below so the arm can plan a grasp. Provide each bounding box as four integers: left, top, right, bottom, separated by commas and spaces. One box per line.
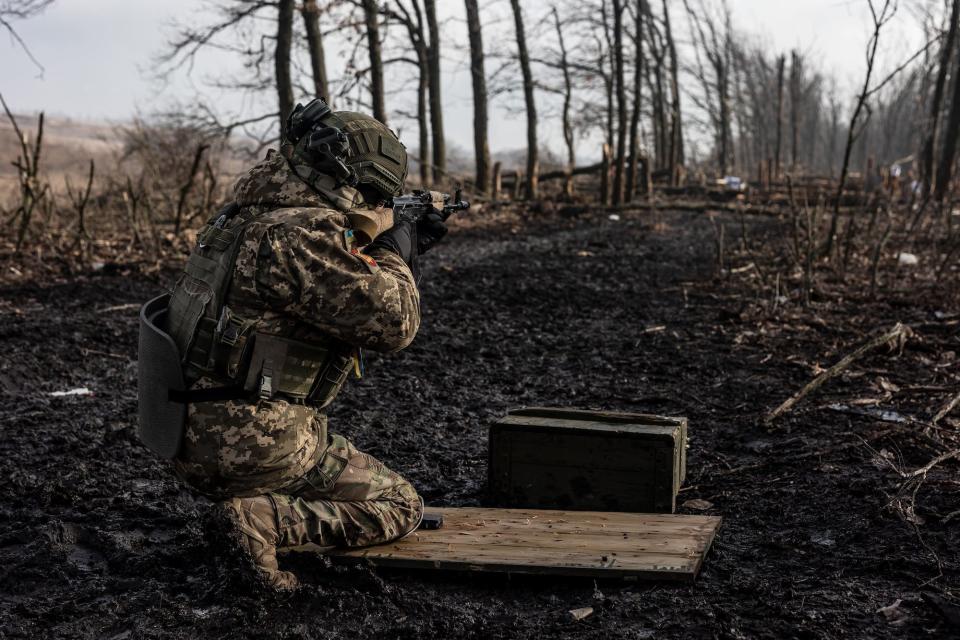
1, 208, 957, 638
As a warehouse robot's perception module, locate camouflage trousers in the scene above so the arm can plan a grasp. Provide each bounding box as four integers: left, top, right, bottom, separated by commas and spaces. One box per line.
258, 433, 422, 549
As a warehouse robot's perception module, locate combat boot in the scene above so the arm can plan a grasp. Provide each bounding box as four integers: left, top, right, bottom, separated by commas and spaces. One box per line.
218, 496, 299, 591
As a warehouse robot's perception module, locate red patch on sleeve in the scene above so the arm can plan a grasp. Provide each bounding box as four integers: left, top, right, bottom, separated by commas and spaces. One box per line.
351, 248, 378, 268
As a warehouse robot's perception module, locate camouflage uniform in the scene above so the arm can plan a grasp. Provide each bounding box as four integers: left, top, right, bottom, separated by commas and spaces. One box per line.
173, 150, 422, 549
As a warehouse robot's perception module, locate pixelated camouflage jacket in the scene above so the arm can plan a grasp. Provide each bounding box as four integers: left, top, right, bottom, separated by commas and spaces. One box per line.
173, 150, 420, 498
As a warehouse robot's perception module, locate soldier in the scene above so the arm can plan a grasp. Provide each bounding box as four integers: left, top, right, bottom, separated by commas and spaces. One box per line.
156, 99, 446, 589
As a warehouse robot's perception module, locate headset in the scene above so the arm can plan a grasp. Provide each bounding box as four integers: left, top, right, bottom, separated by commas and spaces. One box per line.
285, 99, 358, 187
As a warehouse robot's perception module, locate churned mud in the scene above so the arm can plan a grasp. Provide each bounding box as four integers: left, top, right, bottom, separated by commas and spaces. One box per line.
1, 208, 957, 638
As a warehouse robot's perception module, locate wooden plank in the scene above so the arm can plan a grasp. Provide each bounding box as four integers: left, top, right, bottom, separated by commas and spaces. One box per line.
433, 506, 718, 527
315, 507, 720, 583
377, 532, 710, 554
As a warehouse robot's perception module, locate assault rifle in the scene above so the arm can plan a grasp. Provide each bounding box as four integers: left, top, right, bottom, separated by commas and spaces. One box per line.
389, 189, 470, 224
347, 189, 469, 245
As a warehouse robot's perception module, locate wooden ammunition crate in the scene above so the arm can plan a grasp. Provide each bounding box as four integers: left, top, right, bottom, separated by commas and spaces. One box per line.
488, 408, 688, 513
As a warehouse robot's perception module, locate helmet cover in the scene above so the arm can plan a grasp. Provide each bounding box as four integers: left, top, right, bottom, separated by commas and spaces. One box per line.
284, 99, 408, 201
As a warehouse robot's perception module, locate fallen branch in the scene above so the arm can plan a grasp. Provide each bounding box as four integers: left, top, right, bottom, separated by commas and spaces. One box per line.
931, 388, 960, 425
766, 323, 912, 423
906, 449, 960, 478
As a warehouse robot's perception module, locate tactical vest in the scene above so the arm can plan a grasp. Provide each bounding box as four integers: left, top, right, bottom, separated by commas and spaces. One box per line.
165, 203, 353, 408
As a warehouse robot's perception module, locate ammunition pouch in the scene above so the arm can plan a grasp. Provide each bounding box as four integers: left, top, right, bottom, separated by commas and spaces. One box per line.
239, 333, 353, 408
137, 294, 187, 459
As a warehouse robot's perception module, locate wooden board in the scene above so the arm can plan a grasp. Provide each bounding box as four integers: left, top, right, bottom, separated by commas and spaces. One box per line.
320, 507, 720, 583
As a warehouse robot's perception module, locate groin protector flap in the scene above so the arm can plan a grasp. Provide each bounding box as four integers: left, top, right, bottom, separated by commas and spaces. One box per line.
138, 294, 187, 459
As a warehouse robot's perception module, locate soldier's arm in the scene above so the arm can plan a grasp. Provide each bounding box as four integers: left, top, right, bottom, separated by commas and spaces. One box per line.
253, 212, 420, 352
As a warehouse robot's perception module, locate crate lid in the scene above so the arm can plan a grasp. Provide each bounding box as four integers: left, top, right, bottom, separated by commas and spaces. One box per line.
494, 408, 683, 441
508, 407, 686, 427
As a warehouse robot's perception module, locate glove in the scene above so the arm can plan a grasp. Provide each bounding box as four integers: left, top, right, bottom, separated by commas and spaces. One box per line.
365, 219, 416, 266
417, 210, 448, 255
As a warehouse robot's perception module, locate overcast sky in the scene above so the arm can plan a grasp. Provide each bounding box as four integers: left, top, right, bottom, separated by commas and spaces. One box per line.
1, 0, 935, 156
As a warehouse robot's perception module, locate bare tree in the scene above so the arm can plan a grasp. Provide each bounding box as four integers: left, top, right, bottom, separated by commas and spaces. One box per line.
825, 83, 842, 175
509, 0, 538, 199
1, 92, 47, 252
0, 0, 54, 75
361, 0, 387, 124
935, 35, 960, 202
930, 0, 960, 201
301, 0, 331, 103
388, 1, 431, 186
465, 0, 490, 194
424, 0, 445, 181
825, 0, 898, 253
174, 144, 210, 234
774, 54, 785, 177
921, 0, 960, 196
118, 114, 226, 233
661, 0, 683, 183
275, 0, 295, 132
552, 5, 576, 196
684, 0, 735, 175
65, 160, 95, 252
600, 0, 615, 150
612, 0, 628, 204
645, 10, 668, 170
160, 2, 290, 137
626, 0, 645, 200
789, 49, 803, 171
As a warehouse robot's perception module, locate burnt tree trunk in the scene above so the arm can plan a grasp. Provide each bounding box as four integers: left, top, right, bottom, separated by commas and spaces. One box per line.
789, 50, 802, 171
510, 0, 538, 199
382, 0, 431, 188
612, 0, 628, 204
936, 36, 960, 202
424, 0, 446, 182
275, 0, 295, 133
646, 16, 667, 170
650, 64, 666, 169
662, 0, 683, 183
301, 0, 330, 103
393, 1, 431, 187
553, 7, 576, 196
600, 0, 616, 151
362, 0, 387, 124
465, 0, 490, 194
923, 0, 960, 196
717, 62, 731, 174
774, 54, 785, 178
602, 55, 614, 151
600, 143, 611, 205
416, 43, 431, 187
626, 0, 644, 200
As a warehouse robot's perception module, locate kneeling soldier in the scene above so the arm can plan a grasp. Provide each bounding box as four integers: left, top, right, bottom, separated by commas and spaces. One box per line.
139, 99, 447, 589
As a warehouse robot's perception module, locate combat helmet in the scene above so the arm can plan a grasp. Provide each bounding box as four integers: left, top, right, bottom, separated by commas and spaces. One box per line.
283, 98, 408, 203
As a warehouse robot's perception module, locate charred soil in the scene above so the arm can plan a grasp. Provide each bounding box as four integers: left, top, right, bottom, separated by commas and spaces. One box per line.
1, 207, 958, 639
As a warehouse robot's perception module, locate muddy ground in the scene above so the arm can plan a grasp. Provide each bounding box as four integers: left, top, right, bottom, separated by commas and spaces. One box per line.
1, 207, 958, 639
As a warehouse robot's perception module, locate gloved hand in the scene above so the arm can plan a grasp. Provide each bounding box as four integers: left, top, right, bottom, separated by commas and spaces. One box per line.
366, 220, 416, 266
416, 210, 448, 255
